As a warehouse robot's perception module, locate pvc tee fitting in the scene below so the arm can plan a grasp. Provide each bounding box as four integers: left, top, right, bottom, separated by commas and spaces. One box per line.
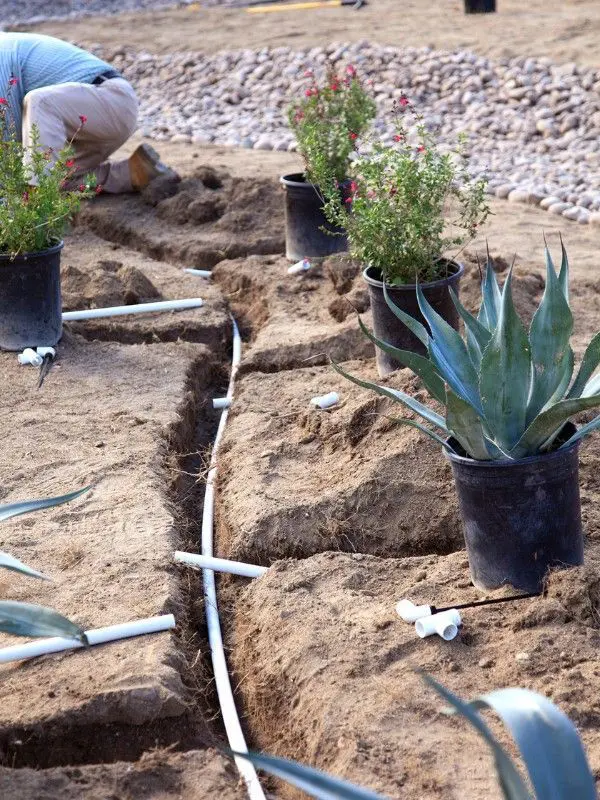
18, 348, 43, 367
287, 258, 311, 275
415, 609, 462, 641
396, 598, 433, 623
310, 391, 339, 409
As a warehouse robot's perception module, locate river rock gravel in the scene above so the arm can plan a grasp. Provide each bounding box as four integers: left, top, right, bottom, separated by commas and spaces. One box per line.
82, 40, 600, 221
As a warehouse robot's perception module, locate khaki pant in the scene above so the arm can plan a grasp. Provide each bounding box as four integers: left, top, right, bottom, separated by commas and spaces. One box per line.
22, 77, 139, 194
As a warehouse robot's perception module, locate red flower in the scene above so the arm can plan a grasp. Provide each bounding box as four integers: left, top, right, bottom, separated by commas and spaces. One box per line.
399, 96, 409, 107
79, 114, 87, 125
417, 145, 426, 153
346, 64, 356, 77
344, 196, 353, 204
0, 98, 8, 106
65, 159, 75, 168
95, 185, 103, 194
303, 69, 314, 78
349, 132, 358, 140
78, 184, 87, 192
393, 134, 404, 142
330, 82, 339, 91
349, 180, 358, 194
8, 77, 17, 86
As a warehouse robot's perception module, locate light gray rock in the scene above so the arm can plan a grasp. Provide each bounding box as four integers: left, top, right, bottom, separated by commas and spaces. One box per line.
548, 202, 573, 215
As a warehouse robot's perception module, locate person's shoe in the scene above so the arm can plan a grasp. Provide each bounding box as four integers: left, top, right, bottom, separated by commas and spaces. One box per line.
128, 144, 179, 191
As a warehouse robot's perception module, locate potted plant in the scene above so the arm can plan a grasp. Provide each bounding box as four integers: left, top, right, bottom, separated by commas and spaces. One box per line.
284, 64, 376, 262
315, 98, 489, 377
334, 242, 600, 593
0, 91, 95, 351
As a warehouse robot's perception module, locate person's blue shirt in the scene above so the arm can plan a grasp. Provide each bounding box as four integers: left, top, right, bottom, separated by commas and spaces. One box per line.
0, 33, 112, 139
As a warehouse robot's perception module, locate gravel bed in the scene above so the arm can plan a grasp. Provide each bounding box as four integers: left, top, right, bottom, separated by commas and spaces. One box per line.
95, 40, 600, 223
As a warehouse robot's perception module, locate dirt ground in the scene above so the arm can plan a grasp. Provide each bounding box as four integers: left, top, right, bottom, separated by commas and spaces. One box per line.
22, 0, 600, 67
4, 1, 600, 797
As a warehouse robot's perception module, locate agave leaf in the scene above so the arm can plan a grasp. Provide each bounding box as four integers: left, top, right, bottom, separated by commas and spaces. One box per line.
422, 674, 531, 800
477, 260, 502, 332
558, 235, 569, 302
446, 388, 491, 460
331, 360, 447, 432
510, 394, 600, 459
560, 413, 600, 450
232, 751, 387, 800
386, 416, 456, 452
479, 269, 532, 452
0, 600, 86, 641
566, 332, 600, 399
356, 315, 445, 403
470, 688, 596, 800
449, 287, 492, 361
582, 372, 600, 398
545, 347, 574, 408
383, 283, 429, 346
0, 551, 48, 581
0, 486, 91, 523
416, 284, 484, 416
527, 246, 574, 422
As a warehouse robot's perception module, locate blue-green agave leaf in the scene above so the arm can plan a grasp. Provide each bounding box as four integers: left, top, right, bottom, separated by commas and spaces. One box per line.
568, 332, 600, 399
527, 247, 574, 422
422, 674, 531, 800
510, 394, 600, 459
558, 236, 569, 302
0, 486, 91, 523
478, 261, 502, 332
471, 688, 596, 800
0, 600, 86, 642
560, 413, 600, 450
449, 287, 492, 359
416, 284, 483, 416
356, 315, 445, 403
479, 270, 532, 452
582, 372, 600, 398
446, 388, 491, 460
331, 360, 447, 432
0, 551, 49, 581
383, 283, 429, 346
232, 751, 387, 800
545, 348, 574, 408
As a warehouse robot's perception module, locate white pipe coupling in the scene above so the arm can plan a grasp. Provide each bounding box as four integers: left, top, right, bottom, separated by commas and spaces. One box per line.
396, 598, 433, 623
18, 348, 43, 367
213, 397, 231, 410
310, 391, 339, 409
287, 258, 311, 275
415, 609, 461, 641
36, 347, 56, 358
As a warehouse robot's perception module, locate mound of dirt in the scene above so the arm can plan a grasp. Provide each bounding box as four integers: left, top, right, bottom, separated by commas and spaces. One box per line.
216, 360, 462, 565
212, 254, 373, 372
229, 547, 600, 799
76, 165, 285, 268
61, 230, 230, 350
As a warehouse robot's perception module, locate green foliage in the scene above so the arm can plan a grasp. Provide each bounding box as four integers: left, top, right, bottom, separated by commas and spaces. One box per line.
0, 487, 90, 641
287, 64, 376, 185
233, 675, 596, 800
0, 88, 95, 257
314, 100, 489, 285
336, 241, 600, 460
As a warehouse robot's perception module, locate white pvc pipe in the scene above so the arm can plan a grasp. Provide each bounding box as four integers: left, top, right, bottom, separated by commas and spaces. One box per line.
396, 599, 433, 623
174, 551, 268, 579
415, 609, 461, 641
18, 348, 43, 367
287, 258, 310, 275
36, 346, 56, 358
310, 391, 339, 409
200, 317, 266, 800
0, 614, 175, 664
212, 397, 231, 410
62, 298, 204, 321
184, 269, 212, 278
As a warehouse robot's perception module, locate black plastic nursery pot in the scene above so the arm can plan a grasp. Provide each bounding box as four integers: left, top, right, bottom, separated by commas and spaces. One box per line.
280, 173, 348, 262
446, 423, 584, 593
0, 241, 63, 351
363, 261, 464, 377
464, 0, 496, 12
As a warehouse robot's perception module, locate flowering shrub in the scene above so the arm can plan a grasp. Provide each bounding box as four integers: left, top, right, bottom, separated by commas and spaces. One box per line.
0, 82, 96, 257
287, 64, 376, 185
315, 98, 490, 285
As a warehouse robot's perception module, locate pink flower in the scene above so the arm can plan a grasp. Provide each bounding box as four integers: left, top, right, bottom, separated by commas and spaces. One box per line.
78, 184, 87, 192
346, 64, 356, 77
417, 145, 426, 153
344, 196, 353, 204
349, 180, 358, 194
294, 110, 304, 123
367, 190, 376, 199
349, 131, 357, 140
393, 134, 404, 142
330, 82, 339, 91
79, 114, 87, 125
0, 98, 8, 106
399, 96, 409, 107
65, 159, 75, 168
303, 69, 314, 78
8, 77, 17, 86
95, 185, 103, 195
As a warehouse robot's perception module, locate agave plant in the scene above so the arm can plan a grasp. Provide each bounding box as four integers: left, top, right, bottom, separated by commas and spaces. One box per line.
234, 674, 596, 799
334, 242, 600, 460
0, 487, 89, 642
